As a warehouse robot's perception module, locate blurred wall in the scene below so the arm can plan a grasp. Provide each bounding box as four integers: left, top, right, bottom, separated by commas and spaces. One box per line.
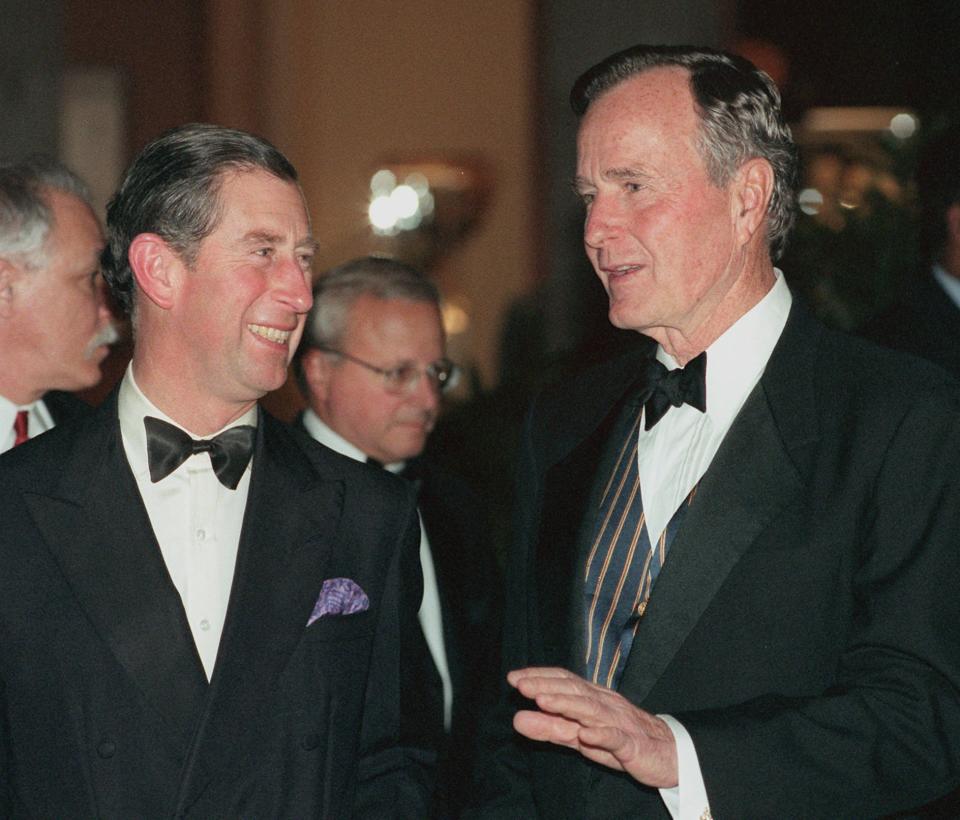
0, 0, 63, 158
207, 0, 538, 411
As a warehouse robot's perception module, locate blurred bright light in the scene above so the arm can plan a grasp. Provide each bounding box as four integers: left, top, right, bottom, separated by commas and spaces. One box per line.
406, 172, 429, 195
390, 185, 420, 218
368, 195, 397, 231
889, 113, 917, 139
798, 188, 824, 216
370, 169, 396, 195
368, 169, 436, 234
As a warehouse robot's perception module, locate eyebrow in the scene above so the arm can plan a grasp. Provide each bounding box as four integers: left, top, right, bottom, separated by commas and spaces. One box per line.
571, 166, 650, 191
241, 230, 319, 253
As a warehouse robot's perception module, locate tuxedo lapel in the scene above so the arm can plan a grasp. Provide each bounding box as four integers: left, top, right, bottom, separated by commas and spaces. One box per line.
25, 396, 206, 752
618, 302, 819, 701
175, 414, 344, 810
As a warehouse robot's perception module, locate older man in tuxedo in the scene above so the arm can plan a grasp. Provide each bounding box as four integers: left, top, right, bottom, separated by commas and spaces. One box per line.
0, 124, 431, 817
294, 256, 500, 816
471, 45, 960, 818
0, 157, 115, 452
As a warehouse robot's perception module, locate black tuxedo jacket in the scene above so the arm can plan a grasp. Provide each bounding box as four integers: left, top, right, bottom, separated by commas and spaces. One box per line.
861, 273, 960, 379
472, 303, 960, 819
403, 458, 501, 816
41, 390, 91, 425
295, 415, 501, 817
0, 394, 432, 817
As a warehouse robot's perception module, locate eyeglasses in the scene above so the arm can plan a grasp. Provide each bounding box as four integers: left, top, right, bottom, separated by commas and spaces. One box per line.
318, 346, 460, 394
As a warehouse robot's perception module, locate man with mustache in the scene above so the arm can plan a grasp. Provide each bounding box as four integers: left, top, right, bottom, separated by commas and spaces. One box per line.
294, 256, 501, 817
0, 157, 116, 453
0, 126, 431, 816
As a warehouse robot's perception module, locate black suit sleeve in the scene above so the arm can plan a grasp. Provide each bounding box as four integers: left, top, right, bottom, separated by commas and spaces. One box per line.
682, 385, 960, 818
353, 488, 436, 817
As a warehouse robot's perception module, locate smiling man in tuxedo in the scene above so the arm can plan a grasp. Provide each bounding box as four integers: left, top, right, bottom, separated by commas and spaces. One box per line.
0, 157, 115, 452
0, 124, 431, 816
471, 45, 960, 818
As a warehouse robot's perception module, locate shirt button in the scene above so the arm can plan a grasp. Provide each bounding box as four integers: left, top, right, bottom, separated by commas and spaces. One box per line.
97, 740, 116, 759
200, 619, 211, 631
196, 529, 206, 541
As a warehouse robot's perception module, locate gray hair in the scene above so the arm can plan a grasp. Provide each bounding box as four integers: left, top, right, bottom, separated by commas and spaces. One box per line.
102, 123, 298, 317
571, 45, 798, 260
294, 256, 440, 394
0, 156, 93, 269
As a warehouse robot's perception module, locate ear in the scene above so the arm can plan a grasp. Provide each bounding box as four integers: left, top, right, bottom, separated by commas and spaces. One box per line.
732, 158, 775, 247
128, 233, 181, 310
0, 259, 21, 320
302, 348, 334, 403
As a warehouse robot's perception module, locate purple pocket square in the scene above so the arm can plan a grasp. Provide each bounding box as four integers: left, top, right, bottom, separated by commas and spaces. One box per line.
307, 578, 370, 626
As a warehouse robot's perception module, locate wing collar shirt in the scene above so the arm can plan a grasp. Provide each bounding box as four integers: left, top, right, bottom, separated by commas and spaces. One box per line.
0, 394, 55, 454
302, 407, 453, 730
645, 270, 792, 820
118, 364, 255, 681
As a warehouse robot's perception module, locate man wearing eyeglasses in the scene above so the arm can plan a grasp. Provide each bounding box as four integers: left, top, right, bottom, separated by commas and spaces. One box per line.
293, 256, 501, 818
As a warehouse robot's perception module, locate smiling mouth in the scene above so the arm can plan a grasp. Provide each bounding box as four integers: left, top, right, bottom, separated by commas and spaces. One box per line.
605, 264, 644, 277
248, 324, 291, 345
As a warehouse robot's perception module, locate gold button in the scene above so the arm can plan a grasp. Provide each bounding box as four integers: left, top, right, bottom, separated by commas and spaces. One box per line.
637, 600, 647, 616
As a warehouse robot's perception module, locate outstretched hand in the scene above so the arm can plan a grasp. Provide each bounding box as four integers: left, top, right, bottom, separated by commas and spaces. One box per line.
508, 666, 679, 788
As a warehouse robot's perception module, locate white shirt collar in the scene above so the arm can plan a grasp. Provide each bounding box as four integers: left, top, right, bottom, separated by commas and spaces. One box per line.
118, 364, 258, 481
0, 394, 55, 452
932, 264, 960, 311
655, 269, 792, 428
301, 408, 404, 473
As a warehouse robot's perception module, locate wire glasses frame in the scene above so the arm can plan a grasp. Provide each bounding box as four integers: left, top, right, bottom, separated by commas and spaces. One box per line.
317, 346, 460, 394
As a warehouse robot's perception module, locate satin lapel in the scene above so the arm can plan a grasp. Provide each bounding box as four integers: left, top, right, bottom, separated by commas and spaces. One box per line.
177, 414, 344, 808
618, 302, 819, 701
25, 396, 207, 749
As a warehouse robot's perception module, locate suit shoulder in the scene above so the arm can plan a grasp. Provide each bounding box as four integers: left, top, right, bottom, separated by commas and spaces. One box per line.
528, 345, 650, 437
264, 414, 415, 506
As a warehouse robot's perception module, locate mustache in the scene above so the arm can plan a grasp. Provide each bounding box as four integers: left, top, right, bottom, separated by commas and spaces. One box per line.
84, 321, 120, 359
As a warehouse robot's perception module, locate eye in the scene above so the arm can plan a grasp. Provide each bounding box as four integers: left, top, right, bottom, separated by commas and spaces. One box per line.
577, 191, 595, 206
297, 252, 314, 271
254, 247, 274, 258
624, 182, 643, 193
384, 364, 418, 391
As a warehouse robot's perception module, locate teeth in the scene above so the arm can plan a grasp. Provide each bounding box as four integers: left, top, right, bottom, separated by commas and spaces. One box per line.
249, 324, 291, 344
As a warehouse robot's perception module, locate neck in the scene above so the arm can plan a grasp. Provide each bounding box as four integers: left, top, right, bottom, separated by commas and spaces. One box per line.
650, 255, 775, 366
0, 375, 44, 406
132, 350, 255, 436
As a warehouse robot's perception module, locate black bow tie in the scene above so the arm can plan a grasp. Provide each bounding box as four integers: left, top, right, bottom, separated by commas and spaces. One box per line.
144, 416, 256, 489
642, 351, 707, 431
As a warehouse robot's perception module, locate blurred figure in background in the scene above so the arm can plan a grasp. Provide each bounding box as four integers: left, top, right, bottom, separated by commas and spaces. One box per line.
0, 157, 115, 452
862, 126, 960, 377
294, 256, 501, 817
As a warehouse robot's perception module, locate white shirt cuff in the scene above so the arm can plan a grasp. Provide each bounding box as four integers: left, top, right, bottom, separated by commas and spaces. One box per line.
657, 713, 711, 820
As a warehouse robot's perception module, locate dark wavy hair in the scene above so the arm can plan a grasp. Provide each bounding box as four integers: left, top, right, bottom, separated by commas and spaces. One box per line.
101, 123, 297, 316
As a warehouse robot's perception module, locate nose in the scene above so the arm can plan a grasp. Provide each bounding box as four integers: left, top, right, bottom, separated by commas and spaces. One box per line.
583, 193, 620, 250
274, 256, 313, 314
410, 367, 441, 413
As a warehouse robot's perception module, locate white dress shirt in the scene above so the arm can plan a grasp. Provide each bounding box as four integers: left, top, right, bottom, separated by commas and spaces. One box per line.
647, 271, 793, 819
302, 408, 454, 730
0, 395, 55, 454
118, 365, 254, 681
